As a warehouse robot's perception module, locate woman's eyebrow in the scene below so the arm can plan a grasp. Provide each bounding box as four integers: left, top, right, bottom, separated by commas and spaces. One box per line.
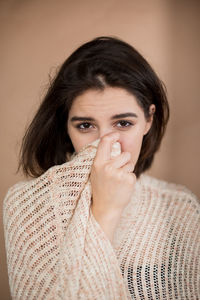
70, 113, 138, 122
111, 113, 138, 119
70, 116, 95, 122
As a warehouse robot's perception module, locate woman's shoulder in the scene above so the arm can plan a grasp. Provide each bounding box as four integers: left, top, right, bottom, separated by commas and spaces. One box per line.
3, 161, 65, 202
138, 173, 200, 210
3, 166, 55, 212
4, 175, 48, 201
3, 180, 33, 208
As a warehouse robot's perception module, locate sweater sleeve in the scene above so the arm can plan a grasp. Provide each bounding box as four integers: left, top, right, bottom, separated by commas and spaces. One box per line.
49, 144, 131, 299
3, 142, 131, 300
3, 167, 57, 300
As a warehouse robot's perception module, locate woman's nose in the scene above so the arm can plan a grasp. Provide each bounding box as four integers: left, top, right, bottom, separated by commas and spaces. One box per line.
98, 127, 116, 139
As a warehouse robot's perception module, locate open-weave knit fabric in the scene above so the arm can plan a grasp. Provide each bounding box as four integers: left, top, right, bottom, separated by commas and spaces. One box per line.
3, 140, 200, 300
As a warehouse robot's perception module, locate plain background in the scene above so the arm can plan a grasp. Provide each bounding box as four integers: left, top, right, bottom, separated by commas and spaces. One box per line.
1, 0, 199, 298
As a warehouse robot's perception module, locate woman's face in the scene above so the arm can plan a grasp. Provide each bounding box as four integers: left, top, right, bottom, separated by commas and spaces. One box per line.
67, 87, 154, 166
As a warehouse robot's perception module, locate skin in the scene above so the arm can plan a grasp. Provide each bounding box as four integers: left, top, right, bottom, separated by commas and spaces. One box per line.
67, 87, 155, 242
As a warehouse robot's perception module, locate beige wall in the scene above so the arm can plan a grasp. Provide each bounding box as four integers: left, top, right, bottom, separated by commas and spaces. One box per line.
0, 0, 199, 298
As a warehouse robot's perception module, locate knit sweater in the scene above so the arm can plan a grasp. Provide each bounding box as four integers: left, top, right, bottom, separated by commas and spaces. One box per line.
3, 141, 200, 300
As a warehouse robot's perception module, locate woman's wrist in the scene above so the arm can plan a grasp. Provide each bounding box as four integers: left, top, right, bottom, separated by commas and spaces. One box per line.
90, 204, 122, 243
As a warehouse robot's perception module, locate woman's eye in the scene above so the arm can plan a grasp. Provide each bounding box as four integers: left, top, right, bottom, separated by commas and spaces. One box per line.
76, 123, 93, 130
116, 120, 133, 128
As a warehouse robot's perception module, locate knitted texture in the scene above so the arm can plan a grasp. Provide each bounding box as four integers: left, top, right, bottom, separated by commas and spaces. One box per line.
3, 140, 200, 300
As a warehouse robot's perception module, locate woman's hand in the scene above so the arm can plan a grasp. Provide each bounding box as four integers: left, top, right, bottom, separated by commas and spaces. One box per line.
90, 132, 136, 218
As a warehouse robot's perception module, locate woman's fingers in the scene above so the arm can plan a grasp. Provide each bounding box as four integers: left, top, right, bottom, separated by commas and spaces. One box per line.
90, 133, 136, 217
95, 132, 120, 162
111, 152, 132, 169
121, 162, 135, 173
94, 133, 134, 170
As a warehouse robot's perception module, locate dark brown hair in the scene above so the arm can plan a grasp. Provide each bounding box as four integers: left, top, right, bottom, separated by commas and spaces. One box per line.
18, 36, 169, 178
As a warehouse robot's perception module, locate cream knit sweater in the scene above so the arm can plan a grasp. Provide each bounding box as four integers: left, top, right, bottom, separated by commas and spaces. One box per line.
3, 141, 200, 300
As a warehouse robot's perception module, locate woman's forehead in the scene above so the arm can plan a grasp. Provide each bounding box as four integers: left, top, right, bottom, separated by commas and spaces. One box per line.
69, 87, 143, 116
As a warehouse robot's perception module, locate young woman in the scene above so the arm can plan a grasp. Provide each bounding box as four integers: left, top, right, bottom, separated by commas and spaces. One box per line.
3, 37, 199, 300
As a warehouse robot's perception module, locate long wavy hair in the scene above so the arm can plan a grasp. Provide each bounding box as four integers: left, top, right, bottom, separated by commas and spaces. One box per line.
17, 36, 169, 178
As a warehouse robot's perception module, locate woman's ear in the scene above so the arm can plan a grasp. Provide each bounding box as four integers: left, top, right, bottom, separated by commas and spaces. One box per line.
143, 104, 156, 135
